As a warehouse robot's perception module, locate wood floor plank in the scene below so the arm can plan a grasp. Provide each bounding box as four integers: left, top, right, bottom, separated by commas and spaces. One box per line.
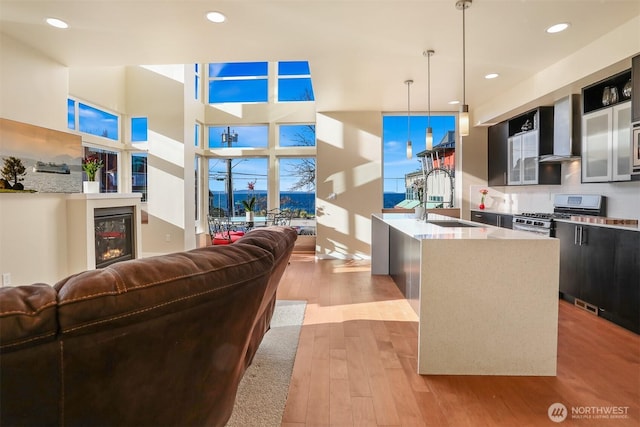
281, 324, 315, 424
329, 378, 353, 425
330, 349, 348, 380
358, 323, 401, 425
351, 397, 378, 427
306, 347, 331, 425
345, 336, 372, 398
385, 367, 426, 426
276, 255, 640, 427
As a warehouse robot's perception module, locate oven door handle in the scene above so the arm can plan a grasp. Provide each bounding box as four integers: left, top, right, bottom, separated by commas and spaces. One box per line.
513, 223, 550, 235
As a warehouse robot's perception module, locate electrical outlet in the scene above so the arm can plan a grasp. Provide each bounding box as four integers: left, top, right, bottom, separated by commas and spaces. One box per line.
2, 273, 11, 286
165, 234, 171, 242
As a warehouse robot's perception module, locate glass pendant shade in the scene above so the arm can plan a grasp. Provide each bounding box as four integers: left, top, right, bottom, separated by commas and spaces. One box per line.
459, 104, 469, 136
426, 127, 433, 151
405, 79, 413, 159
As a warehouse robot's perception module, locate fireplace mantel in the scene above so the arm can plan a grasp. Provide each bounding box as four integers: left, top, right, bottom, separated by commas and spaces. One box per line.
66, 193, 142, 274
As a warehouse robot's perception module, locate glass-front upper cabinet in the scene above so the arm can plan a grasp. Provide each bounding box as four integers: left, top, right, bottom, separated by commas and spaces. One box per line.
612, 102, 631, 181
581, 68, 632, 183
504, 106, 560, 186
508, 130, 539, 185
582, 101, 631, 182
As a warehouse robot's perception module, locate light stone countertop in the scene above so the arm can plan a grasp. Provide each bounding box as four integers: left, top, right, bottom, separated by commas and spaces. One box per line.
374, 212, 552, 240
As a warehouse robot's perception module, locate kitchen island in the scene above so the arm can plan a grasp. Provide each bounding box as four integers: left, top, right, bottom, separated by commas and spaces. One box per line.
371, 213, 560, 376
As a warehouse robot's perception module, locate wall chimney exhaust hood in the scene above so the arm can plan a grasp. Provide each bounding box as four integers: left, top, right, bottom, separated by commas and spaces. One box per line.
539, 94, 582, 162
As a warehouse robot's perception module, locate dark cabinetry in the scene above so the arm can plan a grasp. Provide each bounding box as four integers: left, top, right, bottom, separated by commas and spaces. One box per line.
507, 107, 561, 185
388, 226, 420, 314
610, 229, 640, 333
486, 107, 560, 187
582, 69, 632, 115
470, 210, 513, 229
488, 121, 508, 186
633, 55, 640, 123
556, 221, 639, 333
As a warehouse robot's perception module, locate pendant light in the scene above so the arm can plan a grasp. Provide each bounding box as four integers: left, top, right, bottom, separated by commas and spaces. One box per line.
405, 79, 413, 159
456, 0, 471, 136
424, 49, 434, 151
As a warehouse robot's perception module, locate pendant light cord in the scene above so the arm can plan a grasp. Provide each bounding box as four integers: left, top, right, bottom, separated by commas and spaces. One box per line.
406, 80, 412, 138
462, 3, 466, 106
427, 52, 431, 129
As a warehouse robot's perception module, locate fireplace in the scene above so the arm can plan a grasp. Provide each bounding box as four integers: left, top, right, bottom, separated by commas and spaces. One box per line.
94, 206, 135, 268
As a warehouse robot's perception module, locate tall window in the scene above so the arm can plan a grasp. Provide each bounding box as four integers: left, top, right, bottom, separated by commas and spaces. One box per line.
208, 158, 267, 217
205, 61, 317, 234
84, 147, 118, 193
68, 100, 119, 141
131, 153, 147, 202
131, 117, 148, 142
208, 125, 268, 149
277, 61, 314, 102
195, 122, 201, 148
382, 114, 456, 208
67, 99, 76, 130
208, 62, 268, 104
279, 157, 316, 218
194, 63, 201, 101
195, 155, 201, 221
279, 124, 316, 147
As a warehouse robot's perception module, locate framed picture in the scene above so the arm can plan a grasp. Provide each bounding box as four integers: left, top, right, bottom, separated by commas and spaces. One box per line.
0, 118, 82, 193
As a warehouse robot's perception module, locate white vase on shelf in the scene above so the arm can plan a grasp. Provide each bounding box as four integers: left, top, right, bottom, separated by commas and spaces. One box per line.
415, 206, 425, 219
83, 181, 100, 194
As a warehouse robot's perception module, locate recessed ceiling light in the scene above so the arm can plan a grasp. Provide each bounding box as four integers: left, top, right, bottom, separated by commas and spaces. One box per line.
206, 11, 226, 23
448, 100, 460, 105
485, 73, 499, 79
46, 18, 68, 29
546, 22, 569, 34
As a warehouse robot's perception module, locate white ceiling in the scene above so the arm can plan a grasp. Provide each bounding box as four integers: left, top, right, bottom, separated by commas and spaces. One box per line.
1, 0, 639, 123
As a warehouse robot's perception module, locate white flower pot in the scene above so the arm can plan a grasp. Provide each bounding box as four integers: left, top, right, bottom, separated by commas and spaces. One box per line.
246, 211, 254, 222
83, 181, 100, 193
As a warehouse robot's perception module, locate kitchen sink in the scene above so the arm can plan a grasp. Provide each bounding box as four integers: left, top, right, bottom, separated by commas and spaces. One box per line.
425, 220, 479, 228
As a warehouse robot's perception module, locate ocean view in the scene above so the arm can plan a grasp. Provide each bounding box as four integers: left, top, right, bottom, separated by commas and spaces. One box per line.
210, 191, 406, 213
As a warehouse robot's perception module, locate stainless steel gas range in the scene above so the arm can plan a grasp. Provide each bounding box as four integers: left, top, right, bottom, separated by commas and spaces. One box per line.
512, 194, 606, 237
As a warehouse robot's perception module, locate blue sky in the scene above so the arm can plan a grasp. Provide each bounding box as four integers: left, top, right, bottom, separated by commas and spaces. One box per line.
382, 114, 455, 193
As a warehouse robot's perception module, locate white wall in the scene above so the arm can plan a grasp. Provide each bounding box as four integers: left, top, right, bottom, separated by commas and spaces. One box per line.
125, 65, 190, 254
0, 34, 72, 285
315, 111, 383, 259
0, 34, 68, 130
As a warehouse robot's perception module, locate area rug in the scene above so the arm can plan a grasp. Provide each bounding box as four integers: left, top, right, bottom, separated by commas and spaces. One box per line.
225, 300, 306, 427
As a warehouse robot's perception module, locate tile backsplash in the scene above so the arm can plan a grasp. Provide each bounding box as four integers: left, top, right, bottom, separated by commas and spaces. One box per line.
472, 162, 640, 219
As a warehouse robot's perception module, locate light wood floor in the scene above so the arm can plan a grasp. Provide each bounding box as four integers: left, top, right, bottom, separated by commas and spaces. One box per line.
276, 254, 640, 426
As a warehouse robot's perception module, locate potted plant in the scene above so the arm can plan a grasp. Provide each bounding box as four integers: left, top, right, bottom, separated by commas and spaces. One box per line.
82, 155, 104, 193
242, 196, 256, 222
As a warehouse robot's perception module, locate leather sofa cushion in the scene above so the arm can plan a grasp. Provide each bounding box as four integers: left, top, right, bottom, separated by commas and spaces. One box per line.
54, 244, 274, 337
237, 226, 298, 264
0, 284, 58, 352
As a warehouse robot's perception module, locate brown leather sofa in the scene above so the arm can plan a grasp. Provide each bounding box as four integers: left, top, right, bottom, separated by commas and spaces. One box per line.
0, 226, 297, 427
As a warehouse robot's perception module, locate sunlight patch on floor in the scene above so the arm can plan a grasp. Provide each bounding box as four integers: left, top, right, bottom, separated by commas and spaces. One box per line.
302, 300, 418, 325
